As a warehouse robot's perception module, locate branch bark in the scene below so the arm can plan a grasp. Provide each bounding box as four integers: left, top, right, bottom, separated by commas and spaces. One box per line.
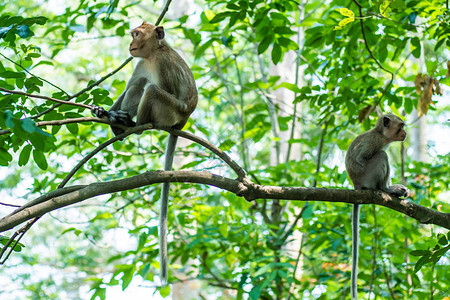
1, 170, 448, 233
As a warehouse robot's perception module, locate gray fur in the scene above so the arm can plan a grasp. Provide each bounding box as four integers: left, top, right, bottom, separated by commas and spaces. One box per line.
345, 113, 409, 299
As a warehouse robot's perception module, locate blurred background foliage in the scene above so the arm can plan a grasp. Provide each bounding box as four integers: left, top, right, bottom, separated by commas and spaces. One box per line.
0, 0, 449, 299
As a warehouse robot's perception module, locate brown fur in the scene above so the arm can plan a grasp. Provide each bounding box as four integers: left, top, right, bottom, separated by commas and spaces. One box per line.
107, 22, 197, 134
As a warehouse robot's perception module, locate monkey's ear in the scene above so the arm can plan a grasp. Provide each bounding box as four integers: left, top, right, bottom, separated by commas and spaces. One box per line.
383, 116, 391, 128
155, 26, 165, 40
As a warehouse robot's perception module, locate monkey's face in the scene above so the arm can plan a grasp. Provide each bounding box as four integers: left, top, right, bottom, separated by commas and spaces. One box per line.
384, 119, 407, 142
129, 27, 150, 58
129, 23, 164, 59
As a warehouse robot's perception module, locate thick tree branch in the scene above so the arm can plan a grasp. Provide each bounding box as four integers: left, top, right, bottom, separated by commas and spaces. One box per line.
0, 170, 448, 233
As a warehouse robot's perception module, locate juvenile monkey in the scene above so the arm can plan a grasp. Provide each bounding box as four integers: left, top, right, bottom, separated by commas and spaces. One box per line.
345, 113, 409, 300
93, 22, 198, 285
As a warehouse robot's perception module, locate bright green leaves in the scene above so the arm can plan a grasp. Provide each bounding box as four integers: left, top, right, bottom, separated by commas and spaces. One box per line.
0, 147, 12, 166
0, 15, 47, 46
334, 8, 355, 30
410, 233, 450, 272
0, 235, 25, 252
207, 2, 298, 64
0, 110, 56, 169
160, 285, 171, 298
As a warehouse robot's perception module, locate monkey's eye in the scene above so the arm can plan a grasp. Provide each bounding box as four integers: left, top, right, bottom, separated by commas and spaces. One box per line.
132, 31, 139, 38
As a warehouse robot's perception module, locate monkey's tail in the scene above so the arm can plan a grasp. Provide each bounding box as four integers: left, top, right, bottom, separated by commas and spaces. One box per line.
351, 203, 360, 300
160, 134, 178, 286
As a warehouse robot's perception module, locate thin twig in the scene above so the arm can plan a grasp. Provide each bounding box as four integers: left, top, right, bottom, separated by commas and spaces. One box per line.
0, 202, 20, 208
155, 0, 173, 26
0, 87, 92, 109
30, 57, 134, 119
0, 117, 111, 135
352, 0, 394, 105
58, 124, 153, 188
0, 217, 40, 264
280, 204, 308, 243
0, 53, 69, 97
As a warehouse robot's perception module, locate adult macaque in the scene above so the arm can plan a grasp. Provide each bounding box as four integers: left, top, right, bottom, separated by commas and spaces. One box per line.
92, 22, 198, 285
345, 113, 409, 300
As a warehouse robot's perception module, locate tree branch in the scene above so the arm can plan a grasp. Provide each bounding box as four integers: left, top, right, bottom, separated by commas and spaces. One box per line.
0, 170, 448, 233
155, 0, 173, 26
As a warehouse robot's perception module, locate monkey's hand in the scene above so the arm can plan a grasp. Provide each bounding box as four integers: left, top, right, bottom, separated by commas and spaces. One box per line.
388, 184, 410, 198
92, 105, 109, 118
108, 110, 136, 127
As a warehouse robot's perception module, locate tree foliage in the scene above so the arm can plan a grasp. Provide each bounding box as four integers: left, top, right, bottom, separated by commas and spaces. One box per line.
0, 0, 449, 299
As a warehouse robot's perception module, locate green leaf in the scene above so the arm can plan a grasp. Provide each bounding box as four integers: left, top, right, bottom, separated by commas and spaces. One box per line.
271, 43, 282, 64
409, 250, 431, 256
121, 266, 135, 290
258, 34, 273, 54
414, 253, 431, 272
410, 37, 421, 58
210, 12, 231, 24
253, 262, 273, 277
0, 70, 26, 78
32, 150, 48, 170
218, 139, 235, 151
219, 223, 229, 238
409, 249, 430, 256
90, 288, 106, 300
0, 148, 13, 166
66, 123, 78, 135
249, 285, 261, 300
160, 285, 171, 297
21, 118, 36, 133
275, 82, 301, 93
16, 25, 31, 38
18, 144, 32, 166
61, 227, 82, 236
437, 233, 448, 245
338, 8, 355, 18
334, 17, 355, 30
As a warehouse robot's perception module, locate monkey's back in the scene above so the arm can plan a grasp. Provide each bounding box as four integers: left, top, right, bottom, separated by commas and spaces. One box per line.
157, 45, 198, 114
345, 129, 388, 190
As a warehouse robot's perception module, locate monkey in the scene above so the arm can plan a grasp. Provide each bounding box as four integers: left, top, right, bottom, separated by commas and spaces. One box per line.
345, 113, 409, 300
92, 22, 198, 285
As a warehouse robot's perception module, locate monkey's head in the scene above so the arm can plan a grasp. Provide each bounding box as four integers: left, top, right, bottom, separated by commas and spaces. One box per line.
129, 22, 165, 58
376, 113, 407, 142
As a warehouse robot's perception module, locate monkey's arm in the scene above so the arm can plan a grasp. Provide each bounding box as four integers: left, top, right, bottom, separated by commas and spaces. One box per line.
92, 86, 140, 128
354, 144, 379, 166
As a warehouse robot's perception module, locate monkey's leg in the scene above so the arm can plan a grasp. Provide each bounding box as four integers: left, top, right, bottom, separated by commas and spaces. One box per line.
136, 85, 189, 127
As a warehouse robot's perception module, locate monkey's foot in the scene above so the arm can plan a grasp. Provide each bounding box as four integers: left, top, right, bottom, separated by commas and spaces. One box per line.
92, 105, 108, 118
108, 110, 136, 127
389, 184, 410, 198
